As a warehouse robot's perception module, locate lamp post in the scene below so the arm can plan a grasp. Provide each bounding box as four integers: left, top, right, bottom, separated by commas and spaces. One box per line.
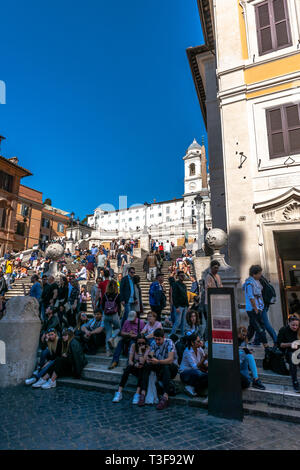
143, 202, 150, 234
194, 194, 204, 257
70, 212, 74, 241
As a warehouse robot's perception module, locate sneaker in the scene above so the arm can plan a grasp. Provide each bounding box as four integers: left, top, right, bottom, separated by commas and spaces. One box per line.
132, 393, 140, 405
184, 385, 197, 397
293, 381, 300, 393
41, 379, 56, 389
138, 394, 146, 407
156, 396, 169, 410
252, 379, 266, 390
32, 378, 47, 388
112, 391, 122, 403
25, 377, 37, 386
200, 397, 208, 405
108, 361, 118, 370
108, 337, 115, 351
106, 350, 113, 357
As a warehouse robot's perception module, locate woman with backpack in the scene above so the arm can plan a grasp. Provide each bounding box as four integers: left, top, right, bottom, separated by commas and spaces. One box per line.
252, 275, 277, 346
102, 280, 121, 357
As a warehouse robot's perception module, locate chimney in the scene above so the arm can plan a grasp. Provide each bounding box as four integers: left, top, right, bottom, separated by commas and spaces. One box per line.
0, 135, 6, 153
201, 143, 208, 189
8, 156, 19, 165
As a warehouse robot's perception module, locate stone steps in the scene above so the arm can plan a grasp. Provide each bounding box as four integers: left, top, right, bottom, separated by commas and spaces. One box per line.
57, 350, 300, 422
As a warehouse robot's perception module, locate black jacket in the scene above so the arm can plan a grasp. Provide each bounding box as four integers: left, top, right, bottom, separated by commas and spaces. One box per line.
0, 277, 8, 294
169, 277, 189, 308
68, 337, 88, 378
41, 314, 61, 335
119, 276, 136, 304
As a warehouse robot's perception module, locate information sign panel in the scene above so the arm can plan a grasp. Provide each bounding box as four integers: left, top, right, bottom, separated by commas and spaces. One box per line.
208, 287, 243, 421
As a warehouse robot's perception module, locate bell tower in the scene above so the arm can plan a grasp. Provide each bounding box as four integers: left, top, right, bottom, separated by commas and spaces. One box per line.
183, 138, 203, 197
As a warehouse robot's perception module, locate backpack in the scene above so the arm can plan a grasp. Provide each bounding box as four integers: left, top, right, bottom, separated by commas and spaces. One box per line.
260, 276, 276, 305
104, 294, 118, 315
263, 346, 289, 376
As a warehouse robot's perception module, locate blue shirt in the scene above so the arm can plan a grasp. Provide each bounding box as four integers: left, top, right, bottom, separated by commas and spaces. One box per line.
91, 247, 98, 255
243, 277, 264, 311
85, 318, 104, 331
128, 275, 135, 304
30, 282, 42, 300
86, 254, 95, 264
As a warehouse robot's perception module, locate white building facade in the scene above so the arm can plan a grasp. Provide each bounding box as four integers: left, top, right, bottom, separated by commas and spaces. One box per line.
86, 140, 211, 247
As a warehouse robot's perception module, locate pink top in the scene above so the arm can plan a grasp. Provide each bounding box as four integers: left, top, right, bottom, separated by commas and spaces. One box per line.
141, 321, 162, 337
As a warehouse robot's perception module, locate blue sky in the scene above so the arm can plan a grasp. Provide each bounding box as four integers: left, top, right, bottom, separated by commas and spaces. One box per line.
0, 0, 205, 219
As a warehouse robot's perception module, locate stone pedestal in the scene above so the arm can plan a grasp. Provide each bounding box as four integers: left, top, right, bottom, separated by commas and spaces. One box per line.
140, 234, 150, 252
193, 256, 211, 282
0, 296, 41, 387
205, 228, 242, 325
65, 239, 75, 253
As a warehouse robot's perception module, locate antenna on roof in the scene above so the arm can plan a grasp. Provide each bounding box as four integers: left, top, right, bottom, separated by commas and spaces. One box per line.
0, 135, 6, 153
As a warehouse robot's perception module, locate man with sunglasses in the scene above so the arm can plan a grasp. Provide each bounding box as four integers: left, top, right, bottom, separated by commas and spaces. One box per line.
119, 266, 138, 326
138, 328, 178, 410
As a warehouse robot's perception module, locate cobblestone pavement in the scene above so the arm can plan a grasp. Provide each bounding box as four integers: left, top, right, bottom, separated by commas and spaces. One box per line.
1, 385, 299, 450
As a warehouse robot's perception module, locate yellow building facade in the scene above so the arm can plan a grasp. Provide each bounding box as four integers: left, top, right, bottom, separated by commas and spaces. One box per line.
188, 0, 300, 328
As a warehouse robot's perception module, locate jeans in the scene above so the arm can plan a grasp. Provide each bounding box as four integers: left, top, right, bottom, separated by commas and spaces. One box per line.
147, 267, 157, 281
104, 313, 120, 351
119, 365, 144, 389
246, 310, 268, 345
180, 368, 208, 393
170, 307, 187, 337
165, 252, 170, 261
253, 304, 277, 345
239, 350, 258, 382
170, 305, 176, 325
121, 302, 135, 327
112, 337, 134, 364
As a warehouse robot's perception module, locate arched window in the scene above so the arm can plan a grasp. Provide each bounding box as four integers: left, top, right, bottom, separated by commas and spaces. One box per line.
189, 163, 195, 176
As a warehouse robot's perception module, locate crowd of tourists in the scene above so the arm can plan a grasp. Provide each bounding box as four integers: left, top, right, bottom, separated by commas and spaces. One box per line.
2, 239, 300, 408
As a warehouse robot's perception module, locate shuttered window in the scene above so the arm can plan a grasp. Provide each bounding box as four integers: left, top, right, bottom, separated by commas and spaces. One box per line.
266, 103, 300, 158
255, 0, 292, 55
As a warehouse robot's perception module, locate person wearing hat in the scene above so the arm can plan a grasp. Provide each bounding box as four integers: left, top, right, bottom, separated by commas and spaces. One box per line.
108, 310, 145, 369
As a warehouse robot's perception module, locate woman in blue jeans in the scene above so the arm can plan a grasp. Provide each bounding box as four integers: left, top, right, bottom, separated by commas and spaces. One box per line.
179, 333, 208, 397
238, 326, 265, 390
243, 265, 270, 349
25, 328, 62, 387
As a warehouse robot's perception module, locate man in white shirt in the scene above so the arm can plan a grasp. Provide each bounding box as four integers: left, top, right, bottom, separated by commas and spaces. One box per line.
76, 265, 87, 281
164, 240, 171, 261
96, 250, 107, 278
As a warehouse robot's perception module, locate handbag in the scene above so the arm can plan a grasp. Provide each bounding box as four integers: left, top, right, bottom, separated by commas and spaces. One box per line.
145, 371, 159, 404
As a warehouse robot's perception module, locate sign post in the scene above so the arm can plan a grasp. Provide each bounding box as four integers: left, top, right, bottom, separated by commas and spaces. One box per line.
207, 287, 243, 421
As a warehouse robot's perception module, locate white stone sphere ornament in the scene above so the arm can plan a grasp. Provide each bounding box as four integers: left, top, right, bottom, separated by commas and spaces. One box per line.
205, 228, 228, 255
45, 243, 64, 278
45, 243, 64, 261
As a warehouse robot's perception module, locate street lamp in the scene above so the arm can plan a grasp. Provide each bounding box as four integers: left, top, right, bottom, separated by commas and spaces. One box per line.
70, 212, 75, 241
194, 194, 205, 257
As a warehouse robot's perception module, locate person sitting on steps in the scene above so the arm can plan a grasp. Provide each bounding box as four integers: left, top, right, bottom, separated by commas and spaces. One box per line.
112, 334, 150, 404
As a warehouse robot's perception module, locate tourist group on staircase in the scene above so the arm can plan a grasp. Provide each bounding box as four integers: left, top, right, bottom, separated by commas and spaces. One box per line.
1, 237, 300, 412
